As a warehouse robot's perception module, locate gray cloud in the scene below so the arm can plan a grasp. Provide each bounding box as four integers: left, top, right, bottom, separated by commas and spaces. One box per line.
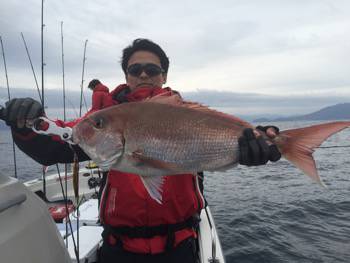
0, 0, 349, 103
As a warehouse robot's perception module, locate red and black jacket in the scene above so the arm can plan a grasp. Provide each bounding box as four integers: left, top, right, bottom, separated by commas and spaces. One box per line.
11, 84, 205, 254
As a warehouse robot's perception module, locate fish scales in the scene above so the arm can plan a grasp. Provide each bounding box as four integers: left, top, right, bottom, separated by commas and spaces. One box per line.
123, 102, 241, 172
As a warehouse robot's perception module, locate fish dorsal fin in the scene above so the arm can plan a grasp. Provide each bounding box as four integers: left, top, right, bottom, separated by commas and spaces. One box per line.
139, 175, 165, 204
145, 92, 183, 105
146, 93, 253, 128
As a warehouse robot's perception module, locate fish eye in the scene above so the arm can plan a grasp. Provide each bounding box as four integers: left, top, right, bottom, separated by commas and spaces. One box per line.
93, 117, 104, 129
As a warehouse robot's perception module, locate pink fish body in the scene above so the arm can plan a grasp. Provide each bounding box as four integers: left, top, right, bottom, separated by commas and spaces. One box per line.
72, 95, 350, 203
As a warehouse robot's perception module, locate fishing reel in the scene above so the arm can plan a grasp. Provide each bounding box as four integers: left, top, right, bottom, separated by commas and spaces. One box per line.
88, 177, 102, 189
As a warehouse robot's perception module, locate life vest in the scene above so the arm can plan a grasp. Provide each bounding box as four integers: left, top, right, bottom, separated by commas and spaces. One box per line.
99, 84, 205, 254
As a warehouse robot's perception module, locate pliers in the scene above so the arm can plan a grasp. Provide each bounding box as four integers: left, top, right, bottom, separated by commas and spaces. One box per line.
32, 117, 76, 144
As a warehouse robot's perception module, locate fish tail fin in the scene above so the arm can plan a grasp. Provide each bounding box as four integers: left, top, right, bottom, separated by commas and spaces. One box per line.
276, 121, 350, 185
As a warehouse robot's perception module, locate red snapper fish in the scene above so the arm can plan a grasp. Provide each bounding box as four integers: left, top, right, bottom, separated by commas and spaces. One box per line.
72, 95, 350, 203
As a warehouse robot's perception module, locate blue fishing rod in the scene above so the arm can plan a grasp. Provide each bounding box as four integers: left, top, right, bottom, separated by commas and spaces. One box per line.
0, 36, 18, 178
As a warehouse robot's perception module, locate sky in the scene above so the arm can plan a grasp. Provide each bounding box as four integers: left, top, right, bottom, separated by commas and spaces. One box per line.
0, 0, 350, 116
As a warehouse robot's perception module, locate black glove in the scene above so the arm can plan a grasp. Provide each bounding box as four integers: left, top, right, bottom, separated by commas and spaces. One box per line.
0, 98, 44, 128
256, 125, 280, 134
239, 127, 281, 166
256, 125, 281, 162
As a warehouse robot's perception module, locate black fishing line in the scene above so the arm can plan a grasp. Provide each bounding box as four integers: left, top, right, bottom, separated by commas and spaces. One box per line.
318, 145, 350, 149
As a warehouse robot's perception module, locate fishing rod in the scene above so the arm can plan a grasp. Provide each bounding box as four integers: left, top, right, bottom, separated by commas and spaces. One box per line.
60, 20, 70, 249
41, 0, 45, 107
60, 24, 79, 260
73, 153, 80, 261
40, 0, 48, 199
61, 22, 66, 122
82, 92, 89, 113
0, 36, 18, 178
75, 39, 89, 263
66, 97, 79, 118
20, 32, 42, 104
60, 23, 81, 261
79, 39, 88, 117
55, 163, 79, 260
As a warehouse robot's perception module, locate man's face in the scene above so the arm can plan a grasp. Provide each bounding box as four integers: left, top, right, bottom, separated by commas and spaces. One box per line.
126, 50, 167, 91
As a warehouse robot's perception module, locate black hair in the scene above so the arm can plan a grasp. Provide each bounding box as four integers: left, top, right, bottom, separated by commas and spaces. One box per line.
121, 38, 169, 75
88, 79, 101, 90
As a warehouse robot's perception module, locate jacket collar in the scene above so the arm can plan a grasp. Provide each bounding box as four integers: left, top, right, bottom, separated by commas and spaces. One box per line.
111, 84, 170, 103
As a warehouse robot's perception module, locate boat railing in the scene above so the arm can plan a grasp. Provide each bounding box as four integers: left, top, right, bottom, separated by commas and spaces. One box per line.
205, 206, 221, 263
208, 227, 220, 263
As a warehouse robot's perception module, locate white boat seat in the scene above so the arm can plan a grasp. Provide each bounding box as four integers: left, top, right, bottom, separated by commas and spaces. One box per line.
66, 198, 99, 226
66, 225, 103, 263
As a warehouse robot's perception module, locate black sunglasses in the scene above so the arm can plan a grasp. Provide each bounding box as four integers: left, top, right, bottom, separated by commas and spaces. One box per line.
127, 63, 164, 77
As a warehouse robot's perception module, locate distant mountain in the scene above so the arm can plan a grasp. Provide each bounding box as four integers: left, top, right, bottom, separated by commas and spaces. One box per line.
254, 103, 350, 122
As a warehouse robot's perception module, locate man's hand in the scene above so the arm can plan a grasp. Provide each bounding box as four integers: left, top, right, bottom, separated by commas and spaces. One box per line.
238, 126, 281, 166
0, 98, 44, 128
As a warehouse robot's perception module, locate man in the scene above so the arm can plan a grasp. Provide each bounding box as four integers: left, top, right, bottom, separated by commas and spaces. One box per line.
0, 38, 280, 262
87, 79, 115, 113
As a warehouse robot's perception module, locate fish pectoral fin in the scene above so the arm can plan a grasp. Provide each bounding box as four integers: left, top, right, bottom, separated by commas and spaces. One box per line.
132, 150, 181, 171
139, 175, 165, 204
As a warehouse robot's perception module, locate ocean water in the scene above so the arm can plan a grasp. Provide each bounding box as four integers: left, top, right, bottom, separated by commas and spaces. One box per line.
1, 121, 350, 263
